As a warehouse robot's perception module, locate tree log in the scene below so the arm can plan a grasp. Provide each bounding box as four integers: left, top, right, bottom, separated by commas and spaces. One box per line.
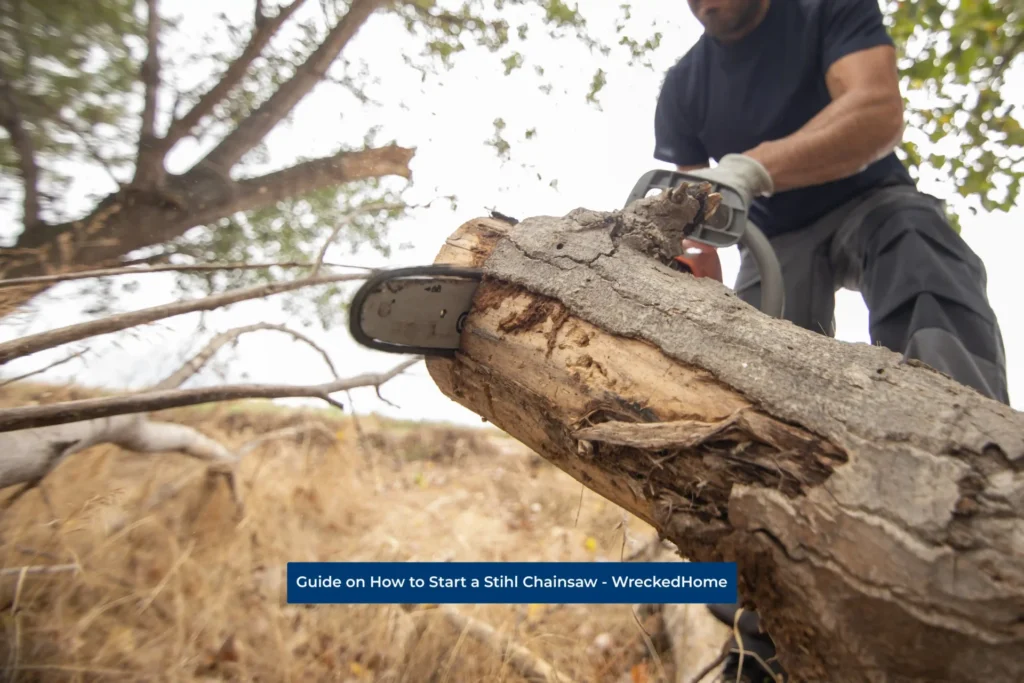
422, 200, 1024, 683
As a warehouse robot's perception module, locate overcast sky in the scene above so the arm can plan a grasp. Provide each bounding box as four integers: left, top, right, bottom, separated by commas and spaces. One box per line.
1, 1, 1021, 426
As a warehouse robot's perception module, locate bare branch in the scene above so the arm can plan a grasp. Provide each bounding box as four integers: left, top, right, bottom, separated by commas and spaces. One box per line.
0, 259, 372, 290
207, 144, 415, 223
687, 650, 729, 683
194, 0, 387, 174
254, 0, 267, 26
0, 358, 420, 432
56, 111, 125, 188
151, 322, 340, 390
0, 65, 41, 228
134, 0, 163, 187
0, 414, 237, 489
161, 0, 308, 152
0, 349, 86, 388
0, 145, 413, 287
313, 200, 407, 275
0, 564, 79, 578
0, 271, 369, 365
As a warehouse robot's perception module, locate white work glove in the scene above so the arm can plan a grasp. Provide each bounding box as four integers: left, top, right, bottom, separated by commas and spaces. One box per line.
686, 154, 774, 209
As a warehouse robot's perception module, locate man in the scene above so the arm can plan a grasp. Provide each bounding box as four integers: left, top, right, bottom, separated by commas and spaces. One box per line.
652, 0, 1010, 680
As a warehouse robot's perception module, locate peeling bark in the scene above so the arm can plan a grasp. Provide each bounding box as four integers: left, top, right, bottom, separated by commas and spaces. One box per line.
423, 202, 1024, 682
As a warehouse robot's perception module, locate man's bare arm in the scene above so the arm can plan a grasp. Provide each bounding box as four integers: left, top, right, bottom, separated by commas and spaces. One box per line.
744, 45, 905, 192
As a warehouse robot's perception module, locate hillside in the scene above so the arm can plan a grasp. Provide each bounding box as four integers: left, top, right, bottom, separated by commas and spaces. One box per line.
0, 382, 728, 682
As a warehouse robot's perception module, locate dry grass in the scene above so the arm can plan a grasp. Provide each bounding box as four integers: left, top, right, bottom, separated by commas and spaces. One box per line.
0, 382, 674, 683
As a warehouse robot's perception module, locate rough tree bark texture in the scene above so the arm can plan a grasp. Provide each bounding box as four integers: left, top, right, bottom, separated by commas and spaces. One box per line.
422, 194, 1024, 683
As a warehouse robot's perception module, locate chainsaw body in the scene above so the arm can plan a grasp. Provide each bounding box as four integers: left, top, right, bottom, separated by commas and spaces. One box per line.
348, 170, 784, 357
672, 239, 723, 282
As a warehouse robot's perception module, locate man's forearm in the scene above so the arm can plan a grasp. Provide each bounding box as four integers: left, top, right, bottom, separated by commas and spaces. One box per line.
745, 91, 905, 192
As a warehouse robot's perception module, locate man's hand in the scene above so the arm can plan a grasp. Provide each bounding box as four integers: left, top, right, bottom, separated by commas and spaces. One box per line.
684, 154, 775, 209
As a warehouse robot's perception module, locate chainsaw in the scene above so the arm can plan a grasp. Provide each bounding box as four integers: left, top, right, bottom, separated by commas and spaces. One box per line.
347, 170, 785, 358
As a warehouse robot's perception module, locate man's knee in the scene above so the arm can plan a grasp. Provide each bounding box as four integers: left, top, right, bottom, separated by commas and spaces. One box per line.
875, 295, 1009, 403
860, 206, 1008, 403
905, 319, 1009, 404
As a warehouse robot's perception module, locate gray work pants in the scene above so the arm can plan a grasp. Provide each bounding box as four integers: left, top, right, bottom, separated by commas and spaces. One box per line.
708, 182, 1010, 667
735, 182, 1009, 404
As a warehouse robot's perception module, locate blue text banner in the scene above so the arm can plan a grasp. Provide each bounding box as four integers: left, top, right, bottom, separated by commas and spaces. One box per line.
286, 561, 737, 604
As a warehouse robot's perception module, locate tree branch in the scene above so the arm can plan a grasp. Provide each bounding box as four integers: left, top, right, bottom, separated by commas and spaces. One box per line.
0, 349, 86, 388
0, 564, 79, 578
160, 0, 308, 153
207, 144, 415, 223
0, 271, 369, 366
151, 322, 340, 390
194, 0, 387, 174
0, 414, 236, 490
0, 358, 421, 432
134, 0, 163, 187
312, 200, 407, 275
0, 145, 413, 285
0, 259, 372, 289
0, 64, 41, 228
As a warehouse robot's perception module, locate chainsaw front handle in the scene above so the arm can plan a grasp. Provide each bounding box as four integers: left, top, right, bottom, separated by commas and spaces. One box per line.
738, 219, 785, 319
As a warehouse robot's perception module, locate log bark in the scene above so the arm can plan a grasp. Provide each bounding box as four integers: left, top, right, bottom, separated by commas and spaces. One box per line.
422, 199, 1024, 683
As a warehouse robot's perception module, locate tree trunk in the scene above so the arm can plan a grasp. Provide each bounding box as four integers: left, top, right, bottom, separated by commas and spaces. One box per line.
421, 202, 1024, 683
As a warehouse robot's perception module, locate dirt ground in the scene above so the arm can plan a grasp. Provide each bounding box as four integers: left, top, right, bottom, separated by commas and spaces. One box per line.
0, 383, 727, 682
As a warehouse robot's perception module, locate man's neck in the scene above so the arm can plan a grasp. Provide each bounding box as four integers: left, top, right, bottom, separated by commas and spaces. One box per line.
714, 0, 771, 45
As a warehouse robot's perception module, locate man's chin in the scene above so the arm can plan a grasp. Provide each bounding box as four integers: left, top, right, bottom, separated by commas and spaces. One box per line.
702, 21, 731, 38
699, 12, 732, 36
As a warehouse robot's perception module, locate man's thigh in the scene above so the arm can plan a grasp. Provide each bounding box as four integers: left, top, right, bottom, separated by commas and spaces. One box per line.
852, 200, 1009, 404
734, 222, 837, 336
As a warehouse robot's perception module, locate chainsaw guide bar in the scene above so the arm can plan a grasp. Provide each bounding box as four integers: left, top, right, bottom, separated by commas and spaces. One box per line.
348, 265, 484, 357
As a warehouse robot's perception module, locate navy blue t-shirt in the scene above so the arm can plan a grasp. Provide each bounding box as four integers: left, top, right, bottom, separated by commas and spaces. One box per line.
653, 0, 915, 237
